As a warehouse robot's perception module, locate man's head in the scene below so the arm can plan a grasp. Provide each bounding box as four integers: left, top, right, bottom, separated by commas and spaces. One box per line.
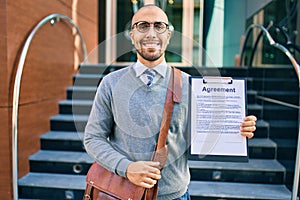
130, 5, 171, 67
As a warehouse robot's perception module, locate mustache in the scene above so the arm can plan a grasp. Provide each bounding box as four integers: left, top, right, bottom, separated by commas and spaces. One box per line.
140, 39, 162, 44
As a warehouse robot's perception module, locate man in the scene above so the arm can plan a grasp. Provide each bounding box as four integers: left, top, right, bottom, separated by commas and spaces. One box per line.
84, 5, 256, 200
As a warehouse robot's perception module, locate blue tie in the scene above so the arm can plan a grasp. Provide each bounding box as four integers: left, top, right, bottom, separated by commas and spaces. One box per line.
145, 69, 156, 86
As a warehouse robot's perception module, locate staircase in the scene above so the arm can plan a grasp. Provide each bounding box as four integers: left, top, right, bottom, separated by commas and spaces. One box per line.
18, 64, 298, 199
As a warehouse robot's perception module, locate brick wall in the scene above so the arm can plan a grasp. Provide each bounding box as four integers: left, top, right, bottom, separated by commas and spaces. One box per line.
0, 0, 98, 198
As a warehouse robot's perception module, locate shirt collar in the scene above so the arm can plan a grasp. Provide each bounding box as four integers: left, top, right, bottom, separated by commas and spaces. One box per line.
134, 59, 168, 78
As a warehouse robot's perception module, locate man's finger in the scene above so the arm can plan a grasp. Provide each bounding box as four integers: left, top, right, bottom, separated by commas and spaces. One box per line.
144, 161, 160, 167
240, 120, 256, 128
240, 125, 256, 132
241, 131, 254, 139
144, 161, 161, 175
244, 115, 257, 122
140, 181, 155, 189
143, 177, 157, 185
147, 171, 161, 180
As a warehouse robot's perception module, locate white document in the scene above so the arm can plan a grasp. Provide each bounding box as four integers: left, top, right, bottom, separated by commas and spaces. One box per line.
190, 76, 247, 161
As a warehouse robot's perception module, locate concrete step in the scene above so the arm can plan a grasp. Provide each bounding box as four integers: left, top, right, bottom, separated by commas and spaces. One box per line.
247, 89, 258, 104
78, 63, 121, 75
251, 77, 298, 92
73, 74, 104, 87
29, 150, 93, 175
59, 99, 264, 120
262, 104, 298, 121
50, 114, 89, 132
189, 159, 285, 184
19, 198, 44, 200
278, 159, 297, 190
257, 90, 299, 105
18, 174, 293, 200
247, 104, 263, 119
79, 64, 213, 76
188, 180, 291, 199
246, 67, 297, 79
40, 131, 85, 151
180, 67, 249, 77
248, 138, 277, 159
78, 64, 298, 80
78, 64, 297, 77
18, 172, 86, 200
30, 149, 281, 184
253, 119, 269, 138
273, 138, 297, 160
268, 120, 298, 139
73, 73, 256, 89
40, 131, 276, 159
59, 100, 93, 115
66, 85, 260, 103
66, 86, 97, 101
50, 113, 269, 138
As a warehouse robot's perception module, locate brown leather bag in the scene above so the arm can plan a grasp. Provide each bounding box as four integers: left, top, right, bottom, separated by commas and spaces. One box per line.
83, 67, 182, 200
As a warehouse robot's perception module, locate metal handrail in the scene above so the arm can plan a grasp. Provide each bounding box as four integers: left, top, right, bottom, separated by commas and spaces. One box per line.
239, 24, 275, 67
248, 21, 274, 68
240, 23, 300, 76
12, 13, 87, 200
244, 22, 300, 67
240, 24, 300, 200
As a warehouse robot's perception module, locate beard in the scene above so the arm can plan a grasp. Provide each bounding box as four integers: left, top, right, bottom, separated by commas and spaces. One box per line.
136, 39, 164, 61
136, 48, 164, 61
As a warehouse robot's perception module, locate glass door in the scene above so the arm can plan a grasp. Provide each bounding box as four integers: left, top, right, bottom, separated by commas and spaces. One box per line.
105, 0, 204, 66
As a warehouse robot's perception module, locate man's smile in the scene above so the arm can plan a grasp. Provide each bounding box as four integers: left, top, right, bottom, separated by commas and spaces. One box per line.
141, 40, 161, 49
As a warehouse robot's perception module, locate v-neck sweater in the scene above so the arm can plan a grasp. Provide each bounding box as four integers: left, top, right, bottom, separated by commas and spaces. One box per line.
84, 64, 190, 199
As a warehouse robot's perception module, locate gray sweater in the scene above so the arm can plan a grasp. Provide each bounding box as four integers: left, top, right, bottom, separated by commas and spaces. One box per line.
84, 64, 190, 199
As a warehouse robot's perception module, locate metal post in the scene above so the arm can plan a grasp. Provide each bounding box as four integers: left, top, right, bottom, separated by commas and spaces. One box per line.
11, 14, 87, 200
292, 79, 300, 200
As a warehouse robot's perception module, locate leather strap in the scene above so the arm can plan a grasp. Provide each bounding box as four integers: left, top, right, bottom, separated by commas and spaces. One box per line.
173, 67, 182, 103
146, 67, 182, 199
156, 67, 182, 150
83, 183, 93, 200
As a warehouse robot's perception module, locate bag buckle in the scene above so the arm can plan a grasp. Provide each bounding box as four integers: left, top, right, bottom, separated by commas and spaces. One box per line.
84, 194, 91, 200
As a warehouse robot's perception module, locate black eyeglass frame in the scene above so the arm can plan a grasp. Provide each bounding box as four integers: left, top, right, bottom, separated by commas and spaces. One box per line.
131, 21, 170, 34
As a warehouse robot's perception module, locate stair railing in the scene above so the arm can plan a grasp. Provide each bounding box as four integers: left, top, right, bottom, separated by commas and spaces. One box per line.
246, 21, 274, 68
241, 22, 300, 68
12, 13, 87, 200
239, 23, 300, 74
240, 23, 300, 200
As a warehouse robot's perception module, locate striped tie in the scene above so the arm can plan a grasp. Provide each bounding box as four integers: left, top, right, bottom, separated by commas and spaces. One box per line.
145, 69, 156, 86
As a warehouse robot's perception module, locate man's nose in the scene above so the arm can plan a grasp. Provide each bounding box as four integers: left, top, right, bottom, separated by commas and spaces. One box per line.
146, 25, 157, 37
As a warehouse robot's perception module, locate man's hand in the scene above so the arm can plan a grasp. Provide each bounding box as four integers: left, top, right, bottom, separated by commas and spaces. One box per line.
240, 115, 257, 138
126, 161, 161, 189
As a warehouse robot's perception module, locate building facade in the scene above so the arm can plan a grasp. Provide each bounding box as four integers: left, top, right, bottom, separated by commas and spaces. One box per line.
1, 0, 299, 199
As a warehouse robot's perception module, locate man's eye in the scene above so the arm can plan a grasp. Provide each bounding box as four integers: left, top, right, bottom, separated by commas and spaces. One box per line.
154, 23, 165, 30
138, 23, 150, 30
155, 25, 163, 30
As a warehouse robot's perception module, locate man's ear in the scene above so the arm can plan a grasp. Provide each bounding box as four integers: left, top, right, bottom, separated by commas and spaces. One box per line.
130, 31, 135, 45
167, 31, 172, 44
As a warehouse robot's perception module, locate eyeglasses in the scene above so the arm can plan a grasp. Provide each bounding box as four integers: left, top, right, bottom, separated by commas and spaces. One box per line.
131, 21, 169, 34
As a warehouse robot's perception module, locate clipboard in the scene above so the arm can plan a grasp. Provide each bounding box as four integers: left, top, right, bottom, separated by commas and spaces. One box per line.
189, 76, 248, 162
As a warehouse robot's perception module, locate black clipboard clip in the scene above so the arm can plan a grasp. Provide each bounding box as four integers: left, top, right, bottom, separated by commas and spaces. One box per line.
203, 76, 233, 84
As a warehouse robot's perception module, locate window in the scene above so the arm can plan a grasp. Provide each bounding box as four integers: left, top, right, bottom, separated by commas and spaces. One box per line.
105, 0, 204, 66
